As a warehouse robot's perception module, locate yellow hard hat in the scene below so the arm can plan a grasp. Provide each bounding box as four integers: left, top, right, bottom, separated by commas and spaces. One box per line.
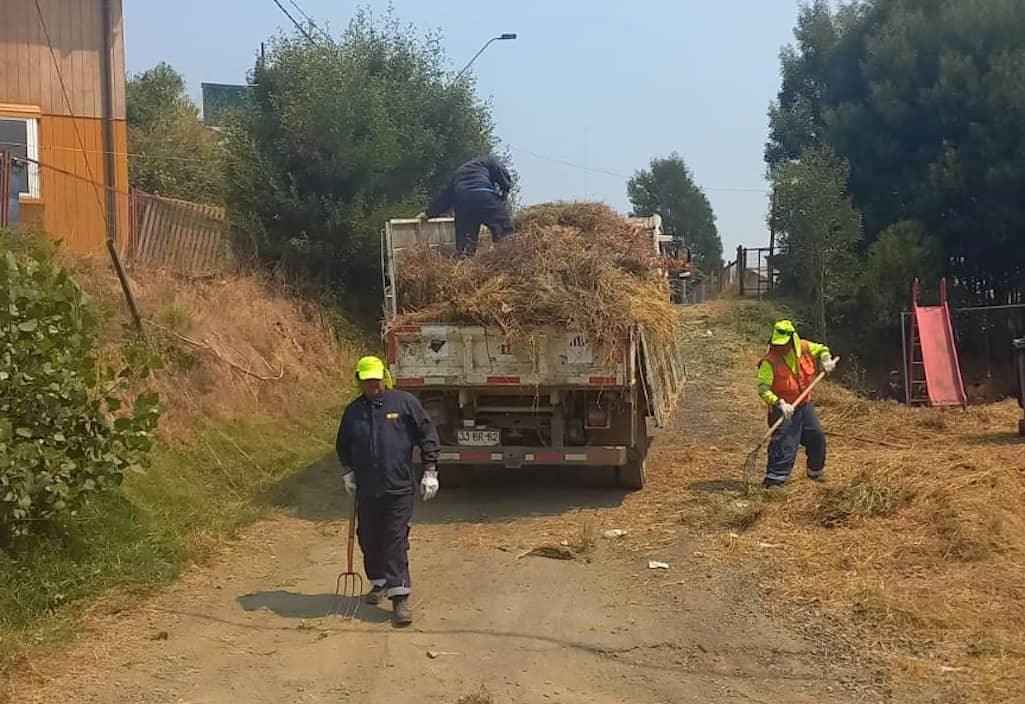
355, 356, 386, 381
770, 320, 796, 346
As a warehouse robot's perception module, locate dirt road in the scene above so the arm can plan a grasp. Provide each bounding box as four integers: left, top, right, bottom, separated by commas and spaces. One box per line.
8, 309, 889, 704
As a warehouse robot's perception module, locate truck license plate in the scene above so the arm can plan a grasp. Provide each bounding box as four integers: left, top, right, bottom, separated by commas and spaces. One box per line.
457, 430, 500, 447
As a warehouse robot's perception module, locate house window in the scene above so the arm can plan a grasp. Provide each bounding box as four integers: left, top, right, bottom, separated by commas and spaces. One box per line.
0, 116, 41, 199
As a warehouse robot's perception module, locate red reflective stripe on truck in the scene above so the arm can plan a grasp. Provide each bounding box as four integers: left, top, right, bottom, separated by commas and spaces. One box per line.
589, 376, 617, 385
534, 452, 564, 464
487, 376, 521, 385
459, 451, 493, 463
396, 378, 425, 387
391, 325, 422, 335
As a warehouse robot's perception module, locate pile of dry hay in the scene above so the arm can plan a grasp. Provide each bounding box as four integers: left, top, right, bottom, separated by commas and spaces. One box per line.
394, 202, 679, 352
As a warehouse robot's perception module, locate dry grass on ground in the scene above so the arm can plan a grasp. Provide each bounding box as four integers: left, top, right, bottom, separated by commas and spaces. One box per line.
1, 249, 362, 692
70, 257, 356, 435
675, 302, 1025, 703
425, 300, 1025, 702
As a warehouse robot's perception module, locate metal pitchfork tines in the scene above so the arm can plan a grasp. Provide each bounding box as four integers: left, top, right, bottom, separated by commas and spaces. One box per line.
333, 495, 364, 619
741, 361, 837, 493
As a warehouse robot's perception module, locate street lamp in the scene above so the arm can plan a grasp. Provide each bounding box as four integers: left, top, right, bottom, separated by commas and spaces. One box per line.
455, 33, 517, 80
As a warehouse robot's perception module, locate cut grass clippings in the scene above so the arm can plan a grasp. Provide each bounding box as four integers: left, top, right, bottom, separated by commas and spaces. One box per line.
699, 300, 1025, 704
410, 298, 1024, 702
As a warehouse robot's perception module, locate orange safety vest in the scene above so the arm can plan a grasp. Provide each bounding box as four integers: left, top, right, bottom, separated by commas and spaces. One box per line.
761, 341, 818, 405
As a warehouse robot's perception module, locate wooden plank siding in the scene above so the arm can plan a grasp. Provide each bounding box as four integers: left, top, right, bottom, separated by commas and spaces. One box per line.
0, 0, 126, 119
0, 0, 129, 254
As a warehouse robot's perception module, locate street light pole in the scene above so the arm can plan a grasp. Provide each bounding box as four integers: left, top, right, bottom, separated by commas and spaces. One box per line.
455, 33, 517, 81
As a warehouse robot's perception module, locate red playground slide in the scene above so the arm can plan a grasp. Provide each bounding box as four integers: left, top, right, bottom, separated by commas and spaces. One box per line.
907, 278, 967, 407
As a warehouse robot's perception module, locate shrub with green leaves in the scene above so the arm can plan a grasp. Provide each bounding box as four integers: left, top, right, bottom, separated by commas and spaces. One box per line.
0, 248, 162, 543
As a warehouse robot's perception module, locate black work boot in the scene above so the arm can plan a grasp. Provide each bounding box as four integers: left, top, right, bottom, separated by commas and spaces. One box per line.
364, 586, 386, 606
762, 478, 786, 491
391, 596, 413, 627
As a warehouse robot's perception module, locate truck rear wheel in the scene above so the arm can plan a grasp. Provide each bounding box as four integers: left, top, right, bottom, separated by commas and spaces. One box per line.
617, 406, 648, 491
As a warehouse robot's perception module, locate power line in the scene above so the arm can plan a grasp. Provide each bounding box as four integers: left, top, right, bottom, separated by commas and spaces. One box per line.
509, 144, 770, 195
14, 154, 132, 198
0, 140, 222, 163
285, 0, 332, 42
2, 139, 772, 194
269, 0, 316, 42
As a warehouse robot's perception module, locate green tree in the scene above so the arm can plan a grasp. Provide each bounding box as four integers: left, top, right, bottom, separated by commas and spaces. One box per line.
865, 221, 942, 324
127, 63, 222, 203
770, 147, 863, 337
0, 242, 162, 543
767, 0, 1025, 305
224, 10, 498, 300
627, 154, 722, 269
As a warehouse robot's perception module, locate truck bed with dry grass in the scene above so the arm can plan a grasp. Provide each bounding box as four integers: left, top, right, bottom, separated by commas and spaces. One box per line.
382, 204, 687, 489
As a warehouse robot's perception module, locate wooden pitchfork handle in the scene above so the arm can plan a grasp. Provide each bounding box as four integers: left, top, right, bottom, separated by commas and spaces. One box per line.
346, 495, 358, 573
758, 357, 839, 442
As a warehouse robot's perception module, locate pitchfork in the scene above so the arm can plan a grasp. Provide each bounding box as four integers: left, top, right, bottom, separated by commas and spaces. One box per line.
742, 358, 838, 493
333, 495, 364, 619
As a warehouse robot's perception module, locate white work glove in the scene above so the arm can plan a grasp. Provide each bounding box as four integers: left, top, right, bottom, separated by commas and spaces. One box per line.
341, 471, 357, 496
415, 211, 428, 221
420, 467, 439, 501
776, 400, 796, 421
821, 356, 838, 374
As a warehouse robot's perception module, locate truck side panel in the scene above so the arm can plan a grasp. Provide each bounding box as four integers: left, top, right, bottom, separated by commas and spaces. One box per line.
639, 327, 687, 427
388, 324, 634, 388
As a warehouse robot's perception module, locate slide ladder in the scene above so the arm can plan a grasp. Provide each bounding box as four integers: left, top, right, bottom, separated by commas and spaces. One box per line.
907, 278, 967, 407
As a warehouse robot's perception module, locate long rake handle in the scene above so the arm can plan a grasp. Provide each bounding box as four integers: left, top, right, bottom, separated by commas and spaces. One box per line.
757, 358, 839, 444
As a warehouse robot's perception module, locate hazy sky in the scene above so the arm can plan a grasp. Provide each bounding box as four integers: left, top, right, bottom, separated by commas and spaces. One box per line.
123, 1, 803, 254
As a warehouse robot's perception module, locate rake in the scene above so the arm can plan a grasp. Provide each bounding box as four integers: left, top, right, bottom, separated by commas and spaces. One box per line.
333, 495, 364, 619
742, 359, 838, 493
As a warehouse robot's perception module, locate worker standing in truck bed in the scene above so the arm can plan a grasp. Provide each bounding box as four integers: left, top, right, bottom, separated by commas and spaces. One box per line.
420, 156, 514, 257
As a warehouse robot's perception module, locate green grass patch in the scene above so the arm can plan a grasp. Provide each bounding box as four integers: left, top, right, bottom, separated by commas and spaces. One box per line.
814, 473, 908, 527
717, 300, 794, 343
0, 405, 340, 674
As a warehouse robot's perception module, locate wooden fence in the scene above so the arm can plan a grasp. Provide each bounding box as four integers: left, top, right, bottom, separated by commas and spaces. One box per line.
127, 189, 235, 275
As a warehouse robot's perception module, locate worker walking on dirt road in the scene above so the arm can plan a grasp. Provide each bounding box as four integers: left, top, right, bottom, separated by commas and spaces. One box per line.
420, 156, 514, 257
758, 320, 837, 489
336, 356, 441, 626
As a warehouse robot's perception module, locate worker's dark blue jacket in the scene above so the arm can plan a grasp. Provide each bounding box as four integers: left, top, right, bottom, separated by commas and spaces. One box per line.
335, 390, 441, 498
426, 157, 513, 217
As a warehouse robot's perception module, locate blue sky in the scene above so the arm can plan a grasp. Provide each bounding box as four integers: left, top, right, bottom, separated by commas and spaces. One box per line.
123, 1, 803, 254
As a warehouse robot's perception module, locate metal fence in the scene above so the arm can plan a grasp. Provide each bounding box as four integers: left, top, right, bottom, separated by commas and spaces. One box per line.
719, 245, 777, 298
127, 189, 236, 275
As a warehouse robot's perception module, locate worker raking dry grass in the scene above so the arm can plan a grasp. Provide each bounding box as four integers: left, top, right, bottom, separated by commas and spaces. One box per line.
657, 301, 1025, 703
394, 202, 680, 355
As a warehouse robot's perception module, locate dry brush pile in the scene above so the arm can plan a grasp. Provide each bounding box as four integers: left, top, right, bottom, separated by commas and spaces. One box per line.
394, 203, 680, 354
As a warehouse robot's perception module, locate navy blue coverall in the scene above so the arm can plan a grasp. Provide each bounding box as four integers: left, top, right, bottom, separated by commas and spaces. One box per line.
426, 156, 514, 256
335, 390, 440, 598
